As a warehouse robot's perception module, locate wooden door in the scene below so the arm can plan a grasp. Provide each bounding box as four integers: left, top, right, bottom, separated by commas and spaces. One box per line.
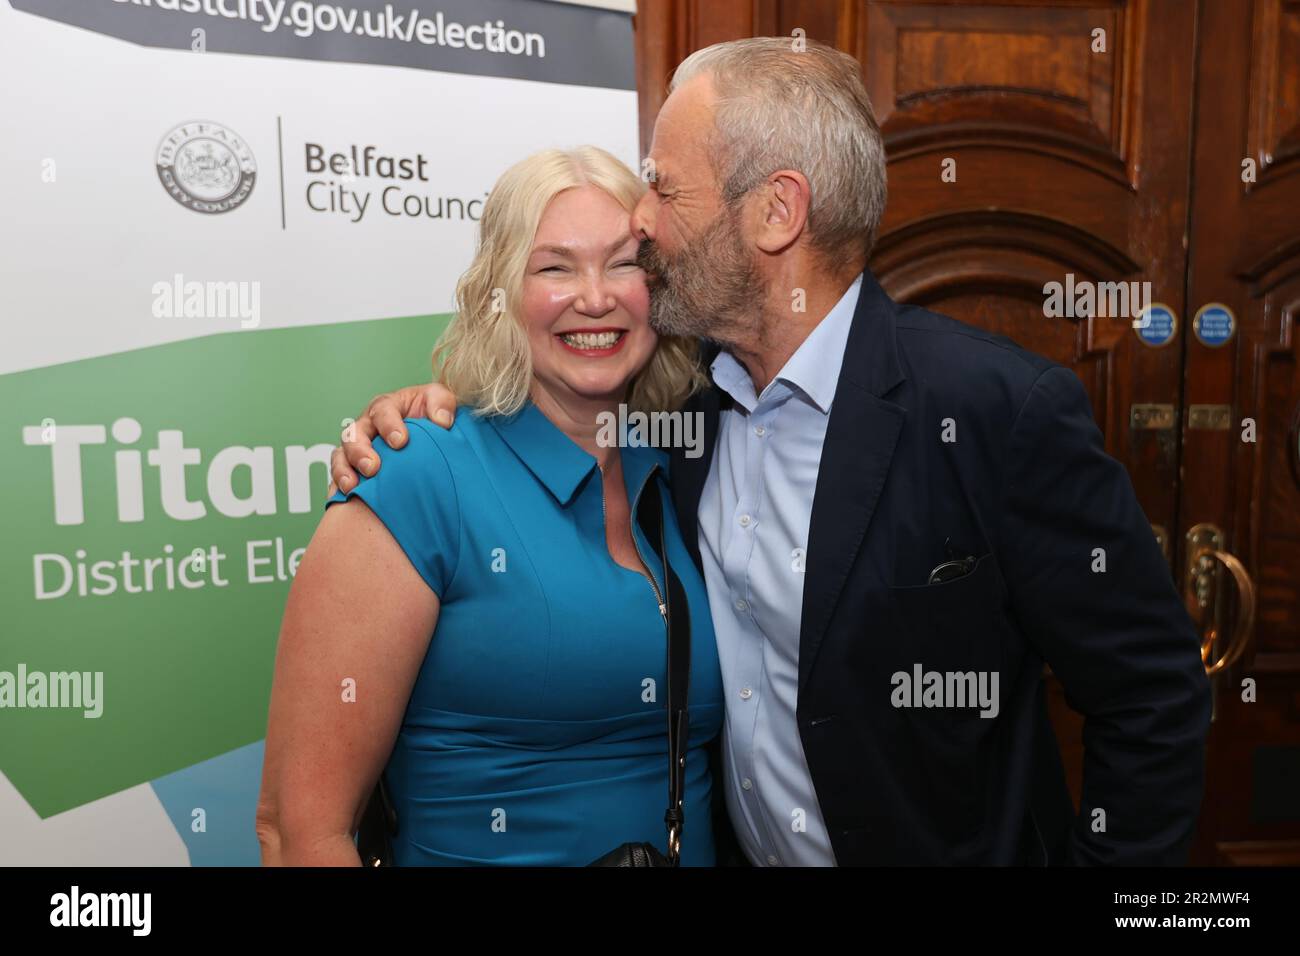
631, 0, 1300, 864
1178, 0, 1300, 866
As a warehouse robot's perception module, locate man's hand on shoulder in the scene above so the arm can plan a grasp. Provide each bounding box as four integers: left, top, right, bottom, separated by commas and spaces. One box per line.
328, 383, 459, 494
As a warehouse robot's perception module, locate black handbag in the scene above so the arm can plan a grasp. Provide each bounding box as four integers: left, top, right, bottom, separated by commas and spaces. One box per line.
357, 768, 397, 867
356, 472, 691, 868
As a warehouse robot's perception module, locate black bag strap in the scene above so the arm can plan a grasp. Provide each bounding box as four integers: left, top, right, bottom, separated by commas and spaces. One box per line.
635, 473, 692, 866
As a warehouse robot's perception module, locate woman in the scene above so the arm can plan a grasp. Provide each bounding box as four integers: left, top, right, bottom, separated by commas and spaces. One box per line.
255, 146, 723, 866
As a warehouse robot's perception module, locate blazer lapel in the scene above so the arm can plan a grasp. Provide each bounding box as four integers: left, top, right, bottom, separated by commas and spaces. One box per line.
671, 344, 725, 572
798, 268, 908, 695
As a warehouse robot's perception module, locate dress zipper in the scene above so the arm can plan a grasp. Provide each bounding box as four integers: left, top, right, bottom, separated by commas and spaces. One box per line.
601, 461, 667, 620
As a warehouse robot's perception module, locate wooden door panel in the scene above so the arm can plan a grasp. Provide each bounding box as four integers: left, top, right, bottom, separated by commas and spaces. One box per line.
1180, 0, 1300, 865
862, 0, 1132, 171
1238, 0, 1300, 668
1233, 269, 1300, 660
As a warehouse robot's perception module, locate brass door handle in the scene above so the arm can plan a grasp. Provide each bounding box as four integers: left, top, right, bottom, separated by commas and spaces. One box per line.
1184, 525, 1256, 677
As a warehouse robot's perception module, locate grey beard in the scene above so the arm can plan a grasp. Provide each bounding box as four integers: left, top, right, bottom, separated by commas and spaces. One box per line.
644, 209, 768, 349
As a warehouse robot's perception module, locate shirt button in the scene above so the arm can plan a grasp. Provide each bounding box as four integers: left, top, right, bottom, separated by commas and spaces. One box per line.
754, 425, 766, 437
740, 687, 753, 700
742, 778, 753, 791
734, 599, 747, 612
739, 514, 752, 527
767, 855, 779, 866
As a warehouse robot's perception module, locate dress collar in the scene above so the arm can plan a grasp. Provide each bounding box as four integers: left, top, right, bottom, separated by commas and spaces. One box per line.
488, 401, 664, 507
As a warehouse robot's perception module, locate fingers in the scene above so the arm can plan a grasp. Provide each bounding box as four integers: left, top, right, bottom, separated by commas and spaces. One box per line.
330, 442, 360, 494
331, 385, 431, 492
423, 382, 457, 429
369, 390, 415, 452
337, 406, 380, 487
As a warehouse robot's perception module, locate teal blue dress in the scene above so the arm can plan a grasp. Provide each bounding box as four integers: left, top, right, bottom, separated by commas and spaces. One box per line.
327, 402, 723, 865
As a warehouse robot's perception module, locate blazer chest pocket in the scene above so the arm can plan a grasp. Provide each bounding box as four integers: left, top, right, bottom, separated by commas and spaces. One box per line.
885, 553, 1008, 841
886, 551, 1007, 676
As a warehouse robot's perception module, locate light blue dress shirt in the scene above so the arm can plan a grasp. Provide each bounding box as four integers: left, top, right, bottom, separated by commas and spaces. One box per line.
698, 275, 862, 867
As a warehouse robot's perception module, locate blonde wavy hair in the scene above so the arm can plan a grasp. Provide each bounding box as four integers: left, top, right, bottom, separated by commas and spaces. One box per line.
433, 145, 708, 417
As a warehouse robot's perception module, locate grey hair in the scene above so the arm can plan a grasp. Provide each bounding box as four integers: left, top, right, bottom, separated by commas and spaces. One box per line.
669, 37, 888, 269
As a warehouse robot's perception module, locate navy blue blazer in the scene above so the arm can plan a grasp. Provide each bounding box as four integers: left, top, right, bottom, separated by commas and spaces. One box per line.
672, 267, 1212, 865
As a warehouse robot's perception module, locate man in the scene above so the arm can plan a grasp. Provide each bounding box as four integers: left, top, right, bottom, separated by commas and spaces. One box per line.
330, 38, 1211, 865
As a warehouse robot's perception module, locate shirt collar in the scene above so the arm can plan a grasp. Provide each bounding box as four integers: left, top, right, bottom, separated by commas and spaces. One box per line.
488, 400, 663, 507
710, 274, 863, 415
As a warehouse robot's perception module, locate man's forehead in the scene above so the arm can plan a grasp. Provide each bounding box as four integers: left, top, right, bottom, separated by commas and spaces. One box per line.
647, 117, 683, 168
651, 76, 713, 158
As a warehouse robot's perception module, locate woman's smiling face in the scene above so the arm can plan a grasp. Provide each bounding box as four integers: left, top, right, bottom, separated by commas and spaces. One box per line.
521, 184, 656, 410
